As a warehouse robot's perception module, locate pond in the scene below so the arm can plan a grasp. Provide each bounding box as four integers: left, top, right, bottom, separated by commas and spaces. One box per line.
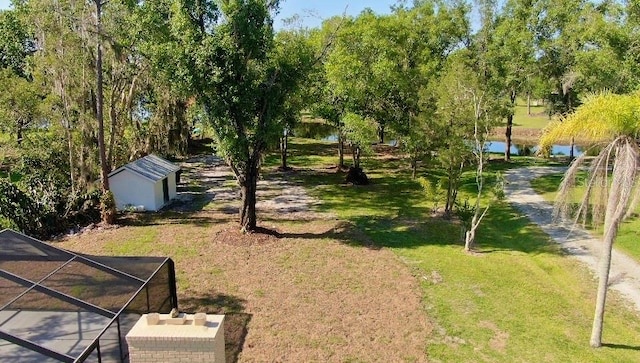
485, 141, 583, 157
294, 122, 587, 157
294, 122, 335, 140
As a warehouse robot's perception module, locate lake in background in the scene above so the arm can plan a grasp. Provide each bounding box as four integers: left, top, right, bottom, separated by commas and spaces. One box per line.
294, 122, 583, 157
486, 141, 583, 157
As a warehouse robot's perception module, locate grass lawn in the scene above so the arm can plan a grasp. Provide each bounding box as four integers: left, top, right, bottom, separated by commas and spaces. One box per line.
281, 138, 640, 362
531, 172, 640, 264
512, 99, 552, 129
55, 138, 640, 362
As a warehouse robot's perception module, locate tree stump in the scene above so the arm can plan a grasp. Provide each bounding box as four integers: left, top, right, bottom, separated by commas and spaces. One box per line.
346, 167, 369, 185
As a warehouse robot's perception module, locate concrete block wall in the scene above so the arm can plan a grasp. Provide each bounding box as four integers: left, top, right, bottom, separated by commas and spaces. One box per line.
126, 313, 225, 363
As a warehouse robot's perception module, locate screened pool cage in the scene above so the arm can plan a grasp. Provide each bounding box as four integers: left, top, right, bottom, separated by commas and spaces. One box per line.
0, 229, 178, 362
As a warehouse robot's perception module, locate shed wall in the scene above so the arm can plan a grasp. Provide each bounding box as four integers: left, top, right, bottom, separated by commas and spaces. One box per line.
109, 171, 157, 211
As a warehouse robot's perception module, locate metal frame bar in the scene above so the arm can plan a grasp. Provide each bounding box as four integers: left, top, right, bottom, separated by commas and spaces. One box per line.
0, 230, 179, 363
0, 255, 77, 311
75, 258, 176, 362
73, 255, 145, 284
0, 229, 144, 284
0, 330, 75, 363
0, 269, 115, 318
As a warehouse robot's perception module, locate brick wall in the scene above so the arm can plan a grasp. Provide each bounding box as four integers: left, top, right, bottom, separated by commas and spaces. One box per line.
126, 313, 225, 363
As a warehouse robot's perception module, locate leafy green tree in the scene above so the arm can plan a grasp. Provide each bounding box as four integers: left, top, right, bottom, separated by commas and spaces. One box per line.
274, 28, 314, 171
540, 91, 640, 347
341, 112, 377, 169
171, 0, 314, 231
389, 0, 470, 173
491, 0, 536, 160
308, 17, 348, 168
0, 9, 33, 77
432, 55, 476, 215
0, 69, 43, 144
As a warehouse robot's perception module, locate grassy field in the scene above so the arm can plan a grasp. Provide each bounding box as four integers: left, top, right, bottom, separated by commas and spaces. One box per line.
512, 99, 552, 129
53, 137, 640, 362
276, 138, 640, 362
531, 173, 640, 264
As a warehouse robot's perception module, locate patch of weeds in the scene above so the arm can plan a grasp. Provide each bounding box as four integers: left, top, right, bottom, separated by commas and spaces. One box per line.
104, 227, 158, 255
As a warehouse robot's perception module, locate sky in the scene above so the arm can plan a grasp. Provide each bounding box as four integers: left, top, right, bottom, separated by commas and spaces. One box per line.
0, 0, 398, 29
273, 0, 398, 29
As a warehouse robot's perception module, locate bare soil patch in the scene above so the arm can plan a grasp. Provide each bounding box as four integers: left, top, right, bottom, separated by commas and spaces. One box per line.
53, 155, 430, 362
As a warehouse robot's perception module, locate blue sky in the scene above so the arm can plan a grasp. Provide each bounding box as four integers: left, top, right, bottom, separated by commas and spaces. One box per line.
274, 0, 397, 29
0, 0, 397, 28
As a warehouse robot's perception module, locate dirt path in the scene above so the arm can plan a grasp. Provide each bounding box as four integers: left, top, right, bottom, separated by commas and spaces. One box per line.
504, 166, 640, 313
174, 154, 328, 220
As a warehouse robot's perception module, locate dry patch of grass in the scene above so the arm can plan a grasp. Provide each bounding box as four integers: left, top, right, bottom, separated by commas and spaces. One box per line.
53, 158, 430, 362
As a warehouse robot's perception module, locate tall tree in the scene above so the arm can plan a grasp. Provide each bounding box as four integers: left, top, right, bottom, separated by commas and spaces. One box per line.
172, 0, 313, 231
491, 0, 536, 160
309, 17, 348, 169
92, 0, 116, 224
540, 91, 640, 347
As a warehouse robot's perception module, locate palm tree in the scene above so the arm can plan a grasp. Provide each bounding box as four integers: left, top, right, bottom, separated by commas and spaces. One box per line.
539, 91, 640, 347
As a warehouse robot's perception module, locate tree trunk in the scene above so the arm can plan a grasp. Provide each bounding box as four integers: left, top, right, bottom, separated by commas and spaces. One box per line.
107, 84, 119, 170
445, 166, 454, 214
239, 165, 258, 232
16, 119, 23, 145
505, 114, 513, 161
411, 159, 417, 179
527, 92, 531, 115
95, 0, 114, 224
280, 132, 288, 170
570, 136, 575, 160
378, 124, 385, 144
65, 124, 76, 193
338, 134, 345, 169
590, 216, 618, 347
351, 144, 357, 168
464, 227, 476, 251
505, 90, 516, 161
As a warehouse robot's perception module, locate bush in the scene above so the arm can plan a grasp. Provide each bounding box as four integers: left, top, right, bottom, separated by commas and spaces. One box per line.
0, 143, 102, 237
0, 179, 42, 235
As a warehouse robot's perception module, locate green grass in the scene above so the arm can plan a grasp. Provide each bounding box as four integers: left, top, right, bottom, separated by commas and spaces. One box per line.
512, 99, 552, 129
273, 138, 640, 362
531, 173, 640, 263
104, 227, 159, 255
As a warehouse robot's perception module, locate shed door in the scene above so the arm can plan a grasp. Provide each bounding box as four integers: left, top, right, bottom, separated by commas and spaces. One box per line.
162, 178, 169, 202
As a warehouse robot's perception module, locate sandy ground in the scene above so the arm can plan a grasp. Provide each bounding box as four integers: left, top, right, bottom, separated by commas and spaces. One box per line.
55, 155, 431, 362
505, 167, 640, 313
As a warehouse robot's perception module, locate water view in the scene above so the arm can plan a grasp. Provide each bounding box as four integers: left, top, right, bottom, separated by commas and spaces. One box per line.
486, 141, 583, 157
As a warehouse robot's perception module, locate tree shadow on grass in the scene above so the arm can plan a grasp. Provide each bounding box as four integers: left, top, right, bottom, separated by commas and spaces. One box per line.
180, 293, 251, 363
118, 210, 233, 228
271, 205, 563, 256
601, 343, 640, 351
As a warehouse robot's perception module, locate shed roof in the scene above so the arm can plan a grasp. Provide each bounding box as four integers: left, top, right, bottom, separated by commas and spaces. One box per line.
108, 154, 180, 183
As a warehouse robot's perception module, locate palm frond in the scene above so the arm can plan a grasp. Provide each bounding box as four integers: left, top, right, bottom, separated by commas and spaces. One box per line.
553, 152, 586, 221
604, 138, 638, 232
539, 92, 640, 150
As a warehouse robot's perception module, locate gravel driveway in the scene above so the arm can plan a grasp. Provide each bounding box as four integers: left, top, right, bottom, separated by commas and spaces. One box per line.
504, 166, 640, 313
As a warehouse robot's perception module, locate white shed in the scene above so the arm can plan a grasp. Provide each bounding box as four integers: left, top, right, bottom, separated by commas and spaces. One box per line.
108, 154, 181, 212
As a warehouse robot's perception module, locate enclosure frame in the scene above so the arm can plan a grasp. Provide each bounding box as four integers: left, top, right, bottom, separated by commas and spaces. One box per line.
0, 229, 178, 362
